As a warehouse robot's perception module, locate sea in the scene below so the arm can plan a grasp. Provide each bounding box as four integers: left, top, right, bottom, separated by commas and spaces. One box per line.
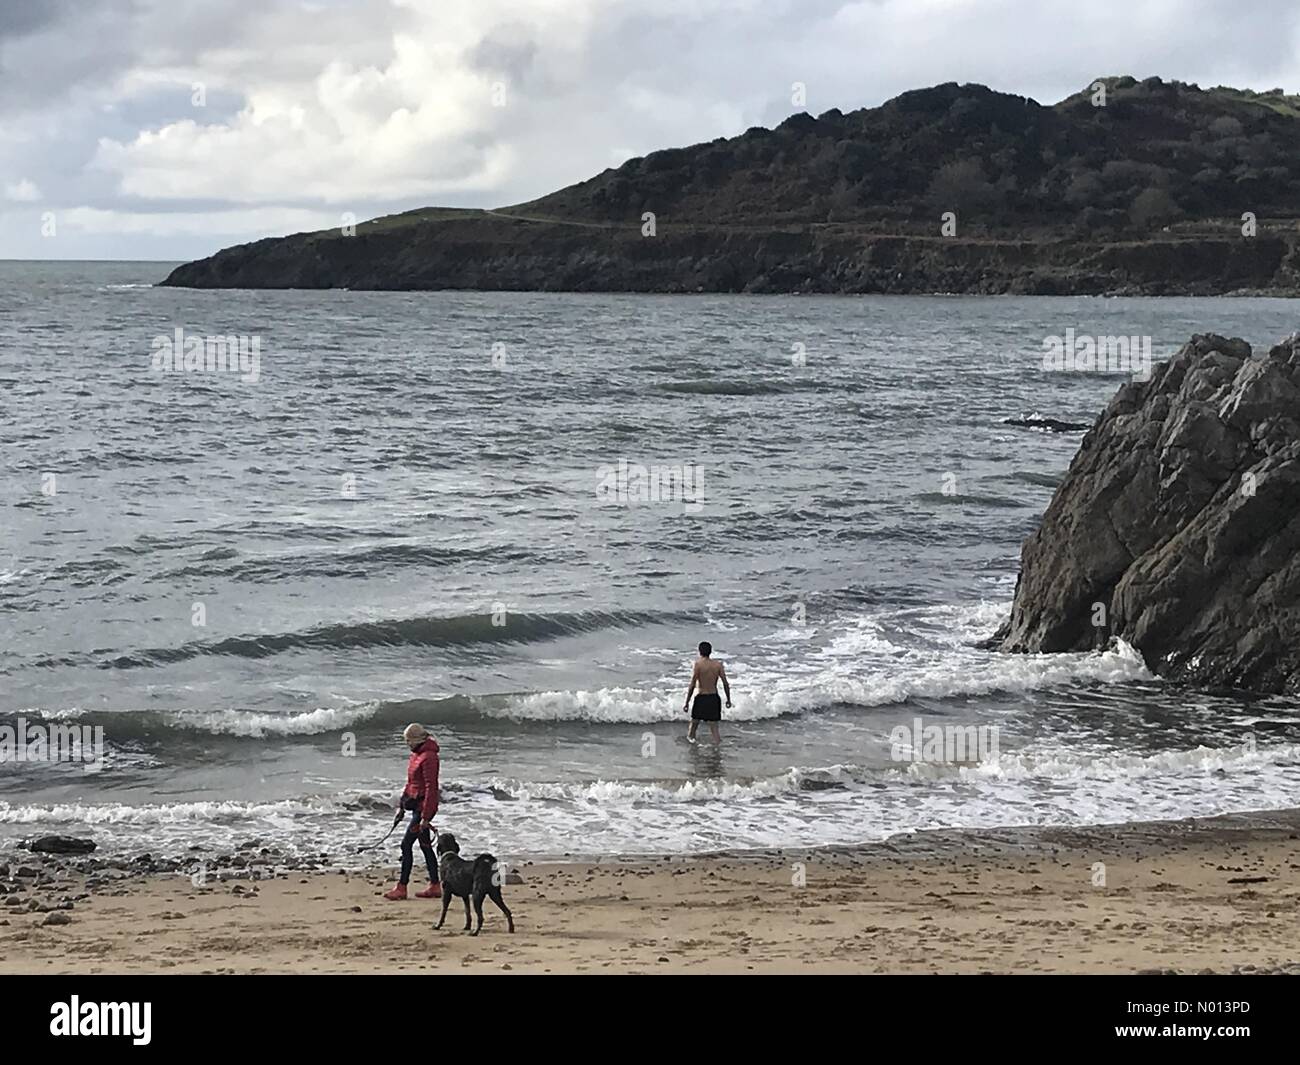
3, 259, 1300, 867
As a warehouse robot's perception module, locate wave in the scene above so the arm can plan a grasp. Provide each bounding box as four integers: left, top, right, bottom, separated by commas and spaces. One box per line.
151, 541, 541, 583
1004, 470, 1064, 488
6, 739, 1297, 830
93, 608, 667, 669
915, 491, 1028, 509
488, 765, 855, 804
959, 739, 1300, 783
0, 797, 358, 826
655, 380, 793, 396
15, 624, 1154, 735
489, 741, 1300, 805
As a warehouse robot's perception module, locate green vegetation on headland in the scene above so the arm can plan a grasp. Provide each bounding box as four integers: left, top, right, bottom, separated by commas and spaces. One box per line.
161, 76, 1300, 294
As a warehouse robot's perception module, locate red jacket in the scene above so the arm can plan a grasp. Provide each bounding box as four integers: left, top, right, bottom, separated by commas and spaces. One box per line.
402, 738, 440, 820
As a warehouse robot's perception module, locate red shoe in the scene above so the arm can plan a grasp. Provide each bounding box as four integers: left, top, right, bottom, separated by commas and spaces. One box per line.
383, 883, 408, 901
416, 882, 442, 899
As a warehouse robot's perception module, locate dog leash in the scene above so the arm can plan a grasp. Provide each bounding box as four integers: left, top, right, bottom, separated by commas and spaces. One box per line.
354, 809, 405, 853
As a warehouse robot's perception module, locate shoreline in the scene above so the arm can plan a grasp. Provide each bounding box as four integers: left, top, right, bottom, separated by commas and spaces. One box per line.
5, 808, 1300, 973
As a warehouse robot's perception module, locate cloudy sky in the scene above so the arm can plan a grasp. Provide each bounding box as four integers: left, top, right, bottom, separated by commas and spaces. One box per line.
3, 0, 1299, 261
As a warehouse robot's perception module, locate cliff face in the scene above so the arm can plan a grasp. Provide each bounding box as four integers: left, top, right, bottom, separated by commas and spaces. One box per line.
161, 215, 1297, 295
162, 76, 1300, 293
992, 334, 1300, 694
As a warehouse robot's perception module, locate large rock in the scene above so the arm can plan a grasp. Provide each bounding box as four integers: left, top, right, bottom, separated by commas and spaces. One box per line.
991, 333, 1300, 693
25, 836, 97, 855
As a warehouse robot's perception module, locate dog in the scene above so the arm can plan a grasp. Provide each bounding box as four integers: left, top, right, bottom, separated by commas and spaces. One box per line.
433, 831, 515, 935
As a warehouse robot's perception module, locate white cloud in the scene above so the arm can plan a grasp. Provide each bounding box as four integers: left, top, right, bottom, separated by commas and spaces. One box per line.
57, 204, 342, 237
4, 178, 41, 202
91, 0, 606, 205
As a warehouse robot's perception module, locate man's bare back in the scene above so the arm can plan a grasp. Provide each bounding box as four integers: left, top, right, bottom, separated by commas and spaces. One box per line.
693, 656, 724, 694
683, 641, 731, 744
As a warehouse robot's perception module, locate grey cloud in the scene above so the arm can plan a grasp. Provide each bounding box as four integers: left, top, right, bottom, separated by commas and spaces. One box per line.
6, 0, 1300, 261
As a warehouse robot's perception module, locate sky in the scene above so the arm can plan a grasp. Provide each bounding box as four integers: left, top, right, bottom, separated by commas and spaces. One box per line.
3, 0, 1300, 261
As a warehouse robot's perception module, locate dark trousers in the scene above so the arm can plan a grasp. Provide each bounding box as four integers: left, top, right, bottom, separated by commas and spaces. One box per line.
399, 811, 438, 885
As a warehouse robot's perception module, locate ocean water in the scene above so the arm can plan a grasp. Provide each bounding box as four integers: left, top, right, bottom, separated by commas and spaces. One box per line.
3, 259, 1300, 866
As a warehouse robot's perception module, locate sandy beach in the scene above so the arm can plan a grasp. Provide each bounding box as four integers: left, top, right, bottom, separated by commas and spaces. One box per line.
4, 809, 1300, 974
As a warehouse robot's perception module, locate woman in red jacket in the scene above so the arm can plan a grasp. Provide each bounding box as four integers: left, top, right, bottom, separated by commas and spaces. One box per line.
383, 723, 442, 900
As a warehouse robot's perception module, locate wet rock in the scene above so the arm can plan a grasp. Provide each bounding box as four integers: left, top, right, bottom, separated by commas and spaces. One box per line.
41, 912, 72, 926
27, 836, 96, 855
992, 333, 1300, 693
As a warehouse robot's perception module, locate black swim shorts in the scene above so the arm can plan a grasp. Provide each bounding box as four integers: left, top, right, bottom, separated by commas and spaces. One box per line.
691, 693, 722, 721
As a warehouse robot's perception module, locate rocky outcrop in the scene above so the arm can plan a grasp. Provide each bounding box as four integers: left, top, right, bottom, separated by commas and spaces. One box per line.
25, 836, 96, 855
160, 219, 1298, 295
992, 333, 1300, 693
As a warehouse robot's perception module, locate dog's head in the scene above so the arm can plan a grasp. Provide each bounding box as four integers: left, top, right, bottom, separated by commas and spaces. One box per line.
435, 832, 460, 859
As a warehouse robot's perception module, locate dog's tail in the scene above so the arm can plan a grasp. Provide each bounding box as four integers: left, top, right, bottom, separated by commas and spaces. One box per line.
473, 853, 498, 880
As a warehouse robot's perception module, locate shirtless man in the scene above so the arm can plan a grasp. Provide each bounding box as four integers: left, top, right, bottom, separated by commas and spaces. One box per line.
683, 641, 732, 744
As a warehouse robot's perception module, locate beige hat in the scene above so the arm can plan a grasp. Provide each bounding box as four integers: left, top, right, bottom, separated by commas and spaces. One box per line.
402, 722, 428, 743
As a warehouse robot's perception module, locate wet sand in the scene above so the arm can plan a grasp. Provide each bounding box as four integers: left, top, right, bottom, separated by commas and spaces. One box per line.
3, 809, 1300, 974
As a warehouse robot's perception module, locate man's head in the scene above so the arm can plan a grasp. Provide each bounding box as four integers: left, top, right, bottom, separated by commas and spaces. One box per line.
403, 722, 429, 751
698, 641, 712, 657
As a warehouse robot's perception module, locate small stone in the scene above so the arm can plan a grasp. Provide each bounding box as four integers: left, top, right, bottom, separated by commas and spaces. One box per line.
42, 912, 72, 926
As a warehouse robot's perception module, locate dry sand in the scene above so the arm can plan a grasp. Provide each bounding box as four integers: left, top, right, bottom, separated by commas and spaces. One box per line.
4, 810, 1300, 974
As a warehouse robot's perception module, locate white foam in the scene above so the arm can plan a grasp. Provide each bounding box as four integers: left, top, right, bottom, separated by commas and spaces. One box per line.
964, 739, 1300, 783
488, 766, 853, 804
493, 603, 1150, 723
6, 738, 1300, 861
161, 702, 383, 737
0, 796, 355, 825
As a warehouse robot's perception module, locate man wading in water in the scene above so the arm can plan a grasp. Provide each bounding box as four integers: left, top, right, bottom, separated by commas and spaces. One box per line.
383, 723, 442, 901
684, 641, 732, 744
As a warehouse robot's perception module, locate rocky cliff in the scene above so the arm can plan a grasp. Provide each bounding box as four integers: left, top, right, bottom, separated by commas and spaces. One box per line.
991, 333, 1300, 694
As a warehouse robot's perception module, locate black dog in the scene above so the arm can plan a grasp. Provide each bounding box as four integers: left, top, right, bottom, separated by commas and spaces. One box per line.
434, 832, 515, 935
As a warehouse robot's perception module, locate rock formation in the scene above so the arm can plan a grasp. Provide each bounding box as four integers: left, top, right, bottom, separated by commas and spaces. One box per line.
992, 333, 1300, 694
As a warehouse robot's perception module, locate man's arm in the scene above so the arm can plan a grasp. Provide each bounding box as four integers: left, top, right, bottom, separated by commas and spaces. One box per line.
683, 661, 698, 711
720, 663, 732, 707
